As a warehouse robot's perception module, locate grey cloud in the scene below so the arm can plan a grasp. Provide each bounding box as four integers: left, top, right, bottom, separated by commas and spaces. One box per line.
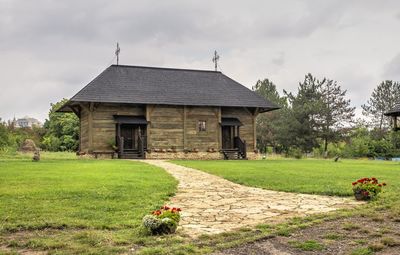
271, 52, 285, 66
1, 0, 400, 122
383, 53, 400, 81
334, 69, 377, 108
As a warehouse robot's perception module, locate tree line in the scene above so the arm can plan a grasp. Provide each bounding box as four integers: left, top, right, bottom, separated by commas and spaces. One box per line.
254, 75, 400, 158
0, 99, 79, 152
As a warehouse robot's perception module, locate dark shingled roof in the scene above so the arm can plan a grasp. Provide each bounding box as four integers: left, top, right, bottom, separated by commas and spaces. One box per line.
61, 65, 279, 112
385, 103, 400, 116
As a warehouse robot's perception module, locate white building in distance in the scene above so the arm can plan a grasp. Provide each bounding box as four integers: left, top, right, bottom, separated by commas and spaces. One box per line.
14, 116, 42, 128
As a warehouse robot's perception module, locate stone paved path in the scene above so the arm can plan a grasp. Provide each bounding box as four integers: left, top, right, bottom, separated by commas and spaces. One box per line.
142, 160, 361, 237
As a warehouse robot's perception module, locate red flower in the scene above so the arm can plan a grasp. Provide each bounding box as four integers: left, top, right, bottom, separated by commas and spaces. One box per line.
352, 182, 357, 186
170, 207, 182, 213
152, 210, 162, 216
161, 205, 170, 210
382, 183, 387, 186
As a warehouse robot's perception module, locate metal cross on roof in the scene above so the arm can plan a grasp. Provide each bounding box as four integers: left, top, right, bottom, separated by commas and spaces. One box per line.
115, 42, 121, 65
212, 50, 220, 71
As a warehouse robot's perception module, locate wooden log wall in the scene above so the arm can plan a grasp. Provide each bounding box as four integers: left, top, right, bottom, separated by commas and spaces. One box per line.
78, 103, 257, 153
79, 103, 145, 152
148, 105, 184, 150
80, 108, 89, 152
184, 106, 219, 150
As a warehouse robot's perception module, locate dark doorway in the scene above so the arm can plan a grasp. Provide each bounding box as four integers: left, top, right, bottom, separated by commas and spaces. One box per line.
222, 126, 233, 149
120, 124, 146, 150
120, 124, 135, 150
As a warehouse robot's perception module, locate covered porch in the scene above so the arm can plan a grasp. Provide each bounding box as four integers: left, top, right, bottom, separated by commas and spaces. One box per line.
114, 115, 148, 159
220, 117, 247, 159
385, 105, 400, 131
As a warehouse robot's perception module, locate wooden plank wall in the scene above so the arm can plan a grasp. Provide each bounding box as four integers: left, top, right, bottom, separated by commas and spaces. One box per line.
80, 109, 89, 152
79, 103, 145, 152
147, 105, 220, 151
148, 105, 184, 150
79, 103, 257, 153
185, 106, 219, 150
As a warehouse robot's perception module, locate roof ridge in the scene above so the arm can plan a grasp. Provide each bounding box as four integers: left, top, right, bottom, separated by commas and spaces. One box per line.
110, 64, 222, 74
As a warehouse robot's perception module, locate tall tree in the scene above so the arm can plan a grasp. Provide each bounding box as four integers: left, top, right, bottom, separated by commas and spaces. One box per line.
319, 79, 355, 156
0, 118, 12, 148
42, 99, 79, 151
253, 79, 286, 152
362, 80, 400, 130
284, 74, 323, 153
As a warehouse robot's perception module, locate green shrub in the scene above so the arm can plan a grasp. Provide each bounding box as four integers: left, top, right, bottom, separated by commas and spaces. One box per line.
142, 206, 181, 235
159, 218, 178, 234
287, 147, 303, 159
142, 215, 162, 233
158, 210, 180, 223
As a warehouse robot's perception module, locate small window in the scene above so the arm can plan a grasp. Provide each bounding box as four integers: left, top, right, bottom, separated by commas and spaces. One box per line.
198, 120, 206, 132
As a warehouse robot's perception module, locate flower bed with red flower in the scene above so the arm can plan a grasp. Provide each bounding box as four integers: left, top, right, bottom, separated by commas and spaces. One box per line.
352, 177, 386, 201
142, 205, 181, 235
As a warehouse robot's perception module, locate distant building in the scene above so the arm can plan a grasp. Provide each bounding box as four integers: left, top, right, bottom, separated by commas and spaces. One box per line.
14, 116, 42, 128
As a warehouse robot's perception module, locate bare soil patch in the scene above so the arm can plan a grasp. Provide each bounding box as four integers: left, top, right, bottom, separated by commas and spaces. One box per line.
215, 213, 400, 255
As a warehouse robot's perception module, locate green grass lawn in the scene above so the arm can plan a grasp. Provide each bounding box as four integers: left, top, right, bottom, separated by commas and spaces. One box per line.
1, 155, 399, 255
168, 159, 400, 254
0, 153, 177, 254
172, 159, 400, 196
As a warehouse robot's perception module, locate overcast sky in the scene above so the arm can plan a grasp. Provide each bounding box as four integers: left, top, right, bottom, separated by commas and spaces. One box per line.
1, 0, 400, 122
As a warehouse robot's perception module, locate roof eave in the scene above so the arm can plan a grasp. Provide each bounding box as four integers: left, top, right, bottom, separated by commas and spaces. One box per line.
384, 111, 400, 117
56, 101, 74, 113
259, 106, 281, 113
62, 98, 281, 111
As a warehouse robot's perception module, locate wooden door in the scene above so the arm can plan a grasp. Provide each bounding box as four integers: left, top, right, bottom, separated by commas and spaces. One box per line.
121, 125, 135, 150
222, 126, 232, 149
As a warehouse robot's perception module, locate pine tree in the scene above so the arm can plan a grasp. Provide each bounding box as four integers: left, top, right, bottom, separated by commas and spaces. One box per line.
284, 74, 323, 153
362, 80, 400, 130
319, 79, 355, 156
284, 74, 355, 155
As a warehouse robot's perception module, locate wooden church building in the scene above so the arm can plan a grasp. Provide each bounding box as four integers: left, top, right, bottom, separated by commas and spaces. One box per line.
58, 65, 278, 159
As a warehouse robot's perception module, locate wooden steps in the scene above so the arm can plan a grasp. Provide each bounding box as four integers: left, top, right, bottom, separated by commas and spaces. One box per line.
221, 149, 247, 160
119, 149, 144, 159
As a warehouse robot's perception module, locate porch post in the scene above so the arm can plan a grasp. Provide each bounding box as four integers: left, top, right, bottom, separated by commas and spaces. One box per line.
117, 123, 121, 140
231, 126, 234, 148
183, 106, 187, 150
218, 107, 222, 150
117, 123, 121, 156
88, 102, 95, 153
